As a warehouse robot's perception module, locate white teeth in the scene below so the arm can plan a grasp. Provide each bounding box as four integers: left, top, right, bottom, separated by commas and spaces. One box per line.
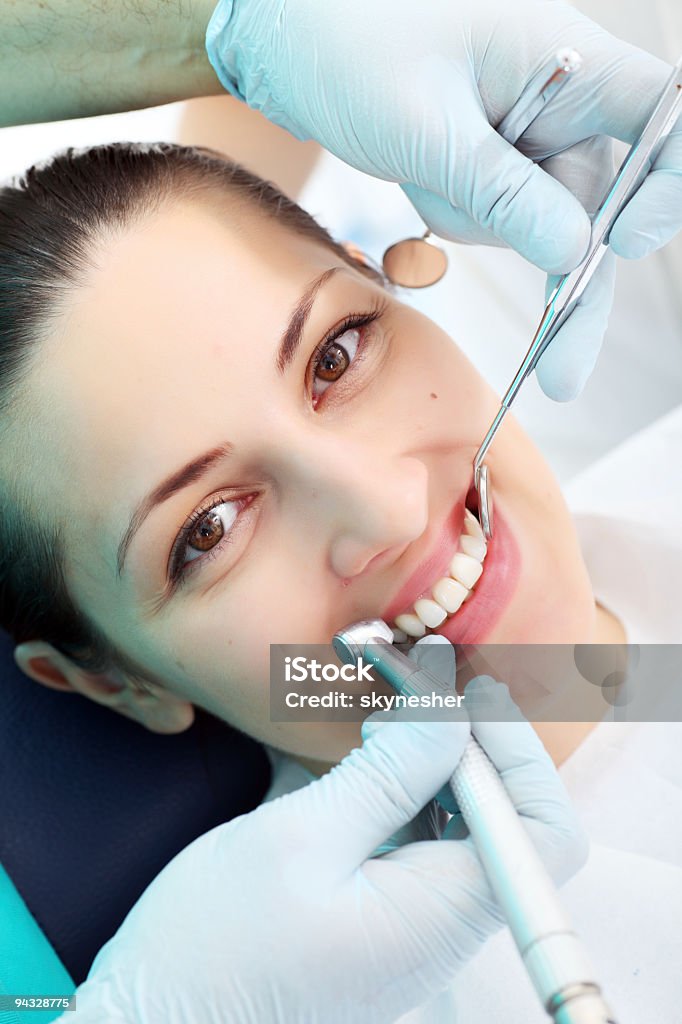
394, 612, 426, 638
414, 598, 448, 628
391, 506, 489, 638
464, 508, 484, 539
459, 533, 487, 562
432, 576, 468, 614
449, 552, 483, 590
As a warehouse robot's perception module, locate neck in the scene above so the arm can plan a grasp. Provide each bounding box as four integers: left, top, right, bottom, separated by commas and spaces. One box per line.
533, 602, 627, 766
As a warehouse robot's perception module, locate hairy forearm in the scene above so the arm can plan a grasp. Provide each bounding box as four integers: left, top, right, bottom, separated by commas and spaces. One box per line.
1, 0, 224, 127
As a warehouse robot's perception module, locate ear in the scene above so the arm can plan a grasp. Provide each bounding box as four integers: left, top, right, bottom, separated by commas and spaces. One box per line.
340, 240, 370, 266
13, 640, 195, 735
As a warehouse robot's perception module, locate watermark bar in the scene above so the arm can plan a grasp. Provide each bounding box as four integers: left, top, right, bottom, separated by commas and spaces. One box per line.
270, 643, 682, 723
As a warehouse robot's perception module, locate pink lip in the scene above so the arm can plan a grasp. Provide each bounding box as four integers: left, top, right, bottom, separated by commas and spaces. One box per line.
380, 497, 521, 647
380, 495, 467, 624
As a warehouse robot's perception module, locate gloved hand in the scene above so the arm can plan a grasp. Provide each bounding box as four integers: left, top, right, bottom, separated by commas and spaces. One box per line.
62, 650, 587, 1024
206, 0, 681, 401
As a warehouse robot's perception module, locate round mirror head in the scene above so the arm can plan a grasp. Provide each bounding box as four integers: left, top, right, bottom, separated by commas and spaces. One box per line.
382, 234, 448, 288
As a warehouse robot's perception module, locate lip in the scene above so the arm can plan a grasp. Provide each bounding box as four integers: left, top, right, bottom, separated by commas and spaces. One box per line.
380, 493, 467, 625
380, 496, 521, 646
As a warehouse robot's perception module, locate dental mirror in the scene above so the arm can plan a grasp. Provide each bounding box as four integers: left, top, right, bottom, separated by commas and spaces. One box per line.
382, 230, 448, 288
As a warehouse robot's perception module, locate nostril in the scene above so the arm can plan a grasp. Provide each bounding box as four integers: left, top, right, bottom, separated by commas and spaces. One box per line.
360, 542, 412, 578
336, 541, 412, 583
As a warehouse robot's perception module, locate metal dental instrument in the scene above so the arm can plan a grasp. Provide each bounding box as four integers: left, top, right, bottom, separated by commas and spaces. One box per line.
333, 619, 618, 1024
382, 47, 583, 288
474, 54, 682, 541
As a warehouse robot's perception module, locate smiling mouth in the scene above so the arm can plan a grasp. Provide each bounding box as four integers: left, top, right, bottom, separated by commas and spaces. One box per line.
389, 489, 489, 642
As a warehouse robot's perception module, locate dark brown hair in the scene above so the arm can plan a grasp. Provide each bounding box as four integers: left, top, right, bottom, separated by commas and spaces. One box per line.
0, 142, 385, 681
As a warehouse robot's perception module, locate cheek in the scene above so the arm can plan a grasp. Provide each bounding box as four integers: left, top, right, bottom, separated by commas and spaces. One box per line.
391, 316, 499, 432
391, 312, 595, 642
350, 304, 499, 451
162, 584, 364, 763
490, 418, 596, 644
158, 561, 341, 727
492, 526, 595, 644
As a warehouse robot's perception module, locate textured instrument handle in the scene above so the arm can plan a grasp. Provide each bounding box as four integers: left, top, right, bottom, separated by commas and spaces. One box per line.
449, 739, 614, 1022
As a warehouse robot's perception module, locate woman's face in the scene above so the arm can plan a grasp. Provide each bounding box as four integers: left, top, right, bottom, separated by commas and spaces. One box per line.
24, 197, 595, 762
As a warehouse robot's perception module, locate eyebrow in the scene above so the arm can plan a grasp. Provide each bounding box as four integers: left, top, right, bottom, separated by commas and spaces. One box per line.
276, 265, 344, 374
116, 265, 346, 576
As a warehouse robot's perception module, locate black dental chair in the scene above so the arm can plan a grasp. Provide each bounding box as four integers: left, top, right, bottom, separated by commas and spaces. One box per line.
0, 627, 271, 993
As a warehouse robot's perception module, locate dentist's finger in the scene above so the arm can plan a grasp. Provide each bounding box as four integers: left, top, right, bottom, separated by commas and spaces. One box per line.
402, 133, 615, 252
407, 634, 461, 816
609, 126, 682, 258
308, 714, 470, 873
465, 677, 588, 880
401, 182, 503, 248
535, 249, 617, 402
538, 135, 615, 219
406, 632, 457, 680
406, 83, 591, 274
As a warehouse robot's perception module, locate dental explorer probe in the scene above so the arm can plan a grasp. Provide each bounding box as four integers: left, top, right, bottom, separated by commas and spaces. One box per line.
333, 620, 618, 1024
474, 54, 682, 540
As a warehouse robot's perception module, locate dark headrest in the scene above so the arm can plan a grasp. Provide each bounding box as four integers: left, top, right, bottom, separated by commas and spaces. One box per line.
0, 629, 271, 984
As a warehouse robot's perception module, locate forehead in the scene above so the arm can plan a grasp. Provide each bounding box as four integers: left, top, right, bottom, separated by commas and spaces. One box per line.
20, 199, 344, 550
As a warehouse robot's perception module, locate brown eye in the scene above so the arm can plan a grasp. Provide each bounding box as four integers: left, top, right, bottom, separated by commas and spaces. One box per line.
316, 341, 351, 381
188, 510, 225, 552
312, 326, 361, 398
173, 499, 241, 578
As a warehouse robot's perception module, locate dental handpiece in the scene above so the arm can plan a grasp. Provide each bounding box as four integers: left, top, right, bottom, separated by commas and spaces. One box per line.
333, 620, 618, 1024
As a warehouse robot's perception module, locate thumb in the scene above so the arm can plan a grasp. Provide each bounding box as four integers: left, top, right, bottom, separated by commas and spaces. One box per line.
401, 182, 504, 248
406, 631, 457, 680
460, 125, 592, 274
419, 93, 592, 274
609, 125, 682, 259
407, 127, 591, 273
535, 249, 617, 401
360, 634, 457, 736
401, 134, 614, 258
311, 715, 470, 873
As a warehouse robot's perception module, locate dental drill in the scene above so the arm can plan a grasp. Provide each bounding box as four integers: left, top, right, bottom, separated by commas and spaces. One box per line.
333, 619, 617, 1024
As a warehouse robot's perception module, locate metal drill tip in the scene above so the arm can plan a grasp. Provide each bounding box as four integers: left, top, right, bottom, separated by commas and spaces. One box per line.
332, 619, 394, 665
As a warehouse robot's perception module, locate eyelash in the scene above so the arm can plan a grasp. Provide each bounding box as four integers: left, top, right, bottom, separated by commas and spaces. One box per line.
307, 306, 383, 400
167, 303, 386, 587
168, 495, 249, 585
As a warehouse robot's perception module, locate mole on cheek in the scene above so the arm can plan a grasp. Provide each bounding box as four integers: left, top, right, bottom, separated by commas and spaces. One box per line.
430, 393, 438, 399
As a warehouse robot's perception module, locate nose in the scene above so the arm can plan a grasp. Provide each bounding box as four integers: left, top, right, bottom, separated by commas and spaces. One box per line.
274, 431, 430, 579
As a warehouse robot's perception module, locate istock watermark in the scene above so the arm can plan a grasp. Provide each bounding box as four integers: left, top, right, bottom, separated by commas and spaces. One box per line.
269, 642, 682, 723
271, 643, 465, 721
284, 656, 374, 683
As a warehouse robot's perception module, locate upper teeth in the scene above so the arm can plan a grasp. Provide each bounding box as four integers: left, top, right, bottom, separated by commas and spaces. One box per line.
392, 508, 487, 640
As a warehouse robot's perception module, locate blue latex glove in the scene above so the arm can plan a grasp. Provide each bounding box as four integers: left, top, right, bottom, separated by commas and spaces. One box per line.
206, 0, 681, 401
59, 642, 587, 1023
